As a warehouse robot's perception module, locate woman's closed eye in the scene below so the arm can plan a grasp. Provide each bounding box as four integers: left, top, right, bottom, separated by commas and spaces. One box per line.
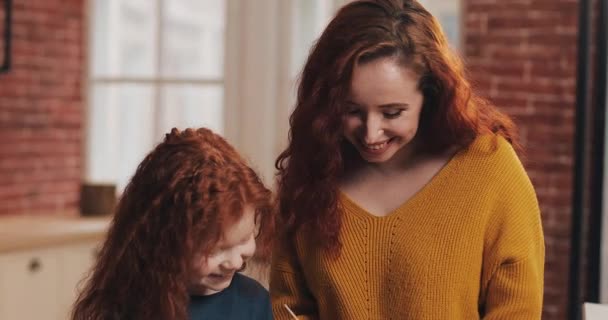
344, 105, 404, 119
383, 109, 404, 119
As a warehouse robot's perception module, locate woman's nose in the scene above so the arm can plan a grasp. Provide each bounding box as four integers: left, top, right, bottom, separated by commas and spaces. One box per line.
364, 118, 385, 144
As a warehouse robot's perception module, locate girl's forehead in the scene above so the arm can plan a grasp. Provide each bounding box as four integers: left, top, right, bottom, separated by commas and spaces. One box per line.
217, 206, 256, 245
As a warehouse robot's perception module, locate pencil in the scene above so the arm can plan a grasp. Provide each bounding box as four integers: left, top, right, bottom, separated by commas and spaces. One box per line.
283, 304, 298, 319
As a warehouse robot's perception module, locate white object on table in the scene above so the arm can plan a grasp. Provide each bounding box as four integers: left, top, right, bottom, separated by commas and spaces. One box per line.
583, 302, 608, 320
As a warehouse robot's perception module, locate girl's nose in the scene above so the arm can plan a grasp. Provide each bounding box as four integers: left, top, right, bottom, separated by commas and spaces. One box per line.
221, 254, 244, 271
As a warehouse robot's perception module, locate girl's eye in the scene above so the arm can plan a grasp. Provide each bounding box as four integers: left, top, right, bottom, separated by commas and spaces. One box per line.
207, 248, 223, 257
209, 244, 232, 256
384, 110, 403, 119
346, 109, 361, 115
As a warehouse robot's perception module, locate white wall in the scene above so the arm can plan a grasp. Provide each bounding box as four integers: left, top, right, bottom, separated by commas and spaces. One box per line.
418, 0, 462, 50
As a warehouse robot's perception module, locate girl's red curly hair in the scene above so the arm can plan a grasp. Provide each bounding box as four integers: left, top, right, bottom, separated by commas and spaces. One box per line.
275, 0, 518, 254
72, 128, 274, 320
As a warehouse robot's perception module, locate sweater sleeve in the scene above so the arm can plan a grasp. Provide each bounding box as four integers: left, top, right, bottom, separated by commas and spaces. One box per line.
480, 141, 545, 320
269, 236, 319, 320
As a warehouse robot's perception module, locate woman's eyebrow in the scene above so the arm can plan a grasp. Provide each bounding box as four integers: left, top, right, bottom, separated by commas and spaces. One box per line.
345, 101, 409, 108
378, 103, 409, 108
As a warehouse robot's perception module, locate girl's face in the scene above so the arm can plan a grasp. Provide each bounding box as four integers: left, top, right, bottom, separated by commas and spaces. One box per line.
188, 206, 257, 296
342, 57, 424, 166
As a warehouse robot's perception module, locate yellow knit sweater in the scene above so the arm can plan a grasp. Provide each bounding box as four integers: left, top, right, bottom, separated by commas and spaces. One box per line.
270, 135, 545, 320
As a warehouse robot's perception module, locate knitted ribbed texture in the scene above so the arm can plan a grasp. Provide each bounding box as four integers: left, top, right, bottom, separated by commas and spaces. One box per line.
270, 135, 545, 320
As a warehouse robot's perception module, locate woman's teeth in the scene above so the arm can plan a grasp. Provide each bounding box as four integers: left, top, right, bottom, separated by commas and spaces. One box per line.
365, 141, 388, 150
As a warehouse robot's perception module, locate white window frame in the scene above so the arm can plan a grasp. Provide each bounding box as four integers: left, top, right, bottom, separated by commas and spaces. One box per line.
83, 0, 236, 191
82, 0, 348, 190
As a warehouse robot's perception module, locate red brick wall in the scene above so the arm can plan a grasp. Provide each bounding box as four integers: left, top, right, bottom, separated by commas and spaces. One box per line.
463, 0, 578, 319
0, 0, 84, 216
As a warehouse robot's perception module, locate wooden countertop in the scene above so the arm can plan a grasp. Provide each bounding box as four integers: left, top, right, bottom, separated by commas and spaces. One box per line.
0, 215, 112, 253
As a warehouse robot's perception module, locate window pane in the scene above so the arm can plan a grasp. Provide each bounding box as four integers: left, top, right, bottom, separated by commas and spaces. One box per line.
162, 0, 226, 78
158, 84, 224, 136
91, 0, 158, 78
87, 83, 155, 193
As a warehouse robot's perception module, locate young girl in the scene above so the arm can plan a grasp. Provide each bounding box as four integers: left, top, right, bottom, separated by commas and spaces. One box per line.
72, 128, 274, 320
271, 0, 544, 319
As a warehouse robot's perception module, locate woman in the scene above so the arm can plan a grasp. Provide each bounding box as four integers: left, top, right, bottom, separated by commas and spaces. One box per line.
270, 0, 544, 319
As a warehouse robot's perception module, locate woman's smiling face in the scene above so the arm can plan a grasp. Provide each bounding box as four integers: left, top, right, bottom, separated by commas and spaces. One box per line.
342, 57, 424, 165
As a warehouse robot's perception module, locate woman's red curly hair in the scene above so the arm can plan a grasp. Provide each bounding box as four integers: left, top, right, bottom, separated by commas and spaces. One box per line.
275, 0, 518, 254
72, 128, 274, 320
